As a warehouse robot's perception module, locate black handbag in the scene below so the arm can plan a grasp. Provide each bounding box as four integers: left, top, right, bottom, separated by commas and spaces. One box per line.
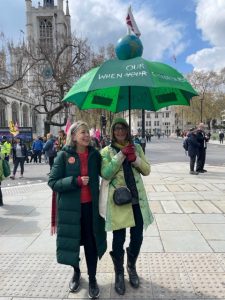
113, 186, 132, 206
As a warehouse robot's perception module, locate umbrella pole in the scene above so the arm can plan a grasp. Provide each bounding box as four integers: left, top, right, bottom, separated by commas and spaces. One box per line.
128, 86, 131, 133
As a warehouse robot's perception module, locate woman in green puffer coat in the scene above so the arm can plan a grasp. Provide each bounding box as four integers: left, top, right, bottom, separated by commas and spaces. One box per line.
48, 121, 107, 299
100, 118, 154, 296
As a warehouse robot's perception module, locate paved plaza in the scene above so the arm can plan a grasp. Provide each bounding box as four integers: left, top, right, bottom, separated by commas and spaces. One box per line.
1, 143, 225, 299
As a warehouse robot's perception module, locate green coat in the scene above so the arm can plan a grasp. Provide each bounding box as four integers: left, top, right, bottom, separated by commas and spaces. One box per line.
48, 145, 107, 266
101, 143, 154, 231
0, 156, 4, 182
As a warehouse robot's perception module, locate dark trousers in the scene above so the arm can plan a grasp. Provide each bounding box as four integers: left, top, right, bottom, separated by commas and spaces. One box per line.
112, 204, 143, 259
33, 150, 42, 163
13, 157, 25, 175
197, 148, 206, 171
190, 155, 197, 171
0, 182, 2, 205
80, 202, 98, 279
49, 156, 55, 170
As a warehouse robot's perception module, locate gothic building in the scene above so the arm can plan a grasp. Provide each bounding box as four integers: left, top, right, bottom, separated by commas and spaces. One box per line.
0, 0, 72, 136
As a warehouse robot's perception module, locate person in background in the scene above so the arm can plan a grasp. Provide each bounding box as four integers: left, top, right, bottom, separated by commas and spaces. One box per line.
196, 123, 209, 173
0, 152, 5, 206
57, 129, 67, 151
48, 121, 107, 299
32, 136, 43, 163
1, 136, 12, 161
10, 137, 27, 179
100, 118, 154, 296
43, 133, 57, 172
219, 131, 224, 144
186, 128, 200, 175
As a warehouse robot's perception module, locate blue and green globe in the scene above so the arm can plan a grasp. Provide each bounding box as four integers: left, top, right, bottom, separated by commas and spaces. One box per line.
115, 35, 143, 60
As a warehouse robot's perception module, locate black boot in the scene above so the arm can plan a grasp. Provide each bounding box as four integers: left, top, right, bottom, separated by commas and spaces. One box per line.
69, 267, 81, 292
88, 277, 100, 299
126, 247, 139, 288
110, 251, 125, 295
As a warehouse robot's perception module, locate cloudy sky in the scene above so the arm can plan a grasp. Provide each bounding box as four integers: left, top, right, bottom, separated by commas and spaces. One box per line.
0, 0, 225, 74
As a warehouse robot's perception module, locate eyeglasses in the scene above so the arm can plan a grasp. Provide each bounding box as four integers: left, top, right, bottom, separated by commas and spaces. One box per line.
114, 126, 127, 132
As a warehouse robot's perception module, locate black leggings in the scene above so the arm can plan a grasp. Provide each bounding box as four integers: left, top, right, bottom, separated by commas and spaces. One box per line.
13, 157, 25, 175
80, 202, 98, 279
112, 204, 143, 259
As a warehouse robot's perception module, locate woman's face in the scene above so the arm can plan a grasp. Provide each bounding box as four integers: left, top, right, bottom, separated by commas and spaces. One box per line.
113, 123, 128, 143
73, 125, 90, 147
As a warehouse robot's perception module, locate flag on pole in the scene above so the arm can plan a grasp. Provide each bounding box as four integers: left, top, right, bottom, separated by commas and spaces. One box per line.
15, 121, 19, 132
9, 121, 19, 137
65, 119, 71, 134
172, 54, 177, 63
126, 6, 141, 37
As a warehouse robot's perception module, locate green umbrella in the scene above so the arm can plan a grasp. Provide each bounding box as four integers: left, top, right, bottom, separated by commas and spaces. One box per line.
63, 56, 198, 113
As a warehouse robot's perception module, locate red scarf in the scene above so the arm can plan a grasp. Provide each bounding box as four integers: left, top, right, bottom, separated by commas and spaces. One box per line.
51, 191, 57, 235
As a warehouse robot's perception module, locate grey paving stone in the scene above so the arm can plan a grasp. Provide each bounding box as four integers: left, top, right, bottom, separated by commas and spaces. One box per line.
195, 224, 225, 240
179, 201, 202, 213
189, 214, 225, 224
161, 201, 183, 213
155, 214, 197, 231
195, 200, 222, 213
160, 231, 213, 252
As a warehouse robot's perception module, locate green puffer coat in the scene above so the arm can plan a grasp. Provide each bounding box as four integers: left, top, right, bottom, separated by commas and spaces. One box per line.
101, 143, 154, 231
48, 145, 107, 266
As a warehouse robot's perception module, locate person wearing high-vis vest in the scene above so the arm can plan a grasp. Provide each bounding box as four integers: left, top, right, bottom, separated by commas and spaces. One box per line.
1, 136, 12, 161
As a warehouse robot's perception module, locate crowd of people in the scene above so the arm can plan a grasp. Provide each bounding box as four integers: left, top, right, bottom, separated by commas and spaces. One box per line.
183, 122, 210, 175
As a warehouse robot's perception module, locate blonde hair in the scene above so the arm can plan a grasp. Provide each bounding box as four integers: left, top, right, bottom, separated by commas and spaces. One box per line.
65, 121, 89, 147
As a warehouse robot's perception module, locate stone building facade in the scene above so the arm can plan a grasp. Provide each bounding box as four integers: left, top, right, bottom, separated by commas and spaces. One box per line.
0, 0, 72, 136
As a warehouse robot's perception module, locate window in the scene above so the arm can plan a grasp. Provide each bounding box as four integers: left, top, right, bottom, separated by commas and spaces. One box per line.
12, 102, 19, 124
39, 18, 53, 49
155, 113, 158, 118
146, 112, 150, 118
0, 98, 6, 126
166, 112, 169, 118
22, 105, 29, 127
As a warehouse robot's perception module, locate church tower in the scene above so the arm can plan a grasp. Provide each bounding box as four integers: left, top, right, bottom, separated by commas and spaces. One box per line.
25, 0, 71, 51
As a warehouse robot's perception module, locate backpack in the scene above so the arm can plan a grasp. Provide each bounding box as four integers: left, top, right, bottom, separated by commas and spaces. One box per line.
183, 138, 188, 151
2, 159, 11, 177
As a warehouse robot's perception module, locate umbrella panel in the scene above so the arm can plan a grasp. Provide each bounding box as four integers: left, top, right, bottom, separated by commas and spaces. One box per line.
75, 85, 191, 112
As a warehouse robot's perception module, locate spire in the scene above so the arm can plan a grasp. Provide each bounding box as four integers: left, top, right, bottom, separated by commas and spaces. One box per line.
66, 0, 70, 16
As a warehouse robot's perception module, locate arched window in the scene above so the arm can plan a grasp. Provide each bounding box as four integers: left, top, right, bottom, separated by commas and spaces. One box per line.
0, 97, 7, 127
11, 102, 19, 124
39, 18, 53, 48
32, 110, 37, 133
22, 105, 29, 127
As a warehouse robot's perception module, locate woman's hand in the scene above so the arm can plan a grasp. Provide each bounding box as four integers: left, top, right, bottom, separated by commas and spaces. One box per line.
77, 176, 89, 186
121, 144, 135, 156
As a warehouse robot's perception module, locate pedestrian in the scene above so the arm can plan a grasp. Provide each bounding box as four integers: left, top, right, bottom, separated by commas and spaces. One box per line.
10, 137, 27, 179
48, 121, 107, 299
43, 133, 57, 172
186, 128, 200, 175
196, 123, 209, 173
57, 129, 67, 151
0, 153, 5, 206
32, 136, 43, 163
0, 136, 12, 161
100, 118, 154, 295
219, 131, 224, 144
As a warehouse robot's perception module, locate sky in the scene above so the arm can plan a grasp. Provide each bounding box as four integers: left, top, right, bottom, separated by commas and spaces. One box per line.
0, 0, 225, 74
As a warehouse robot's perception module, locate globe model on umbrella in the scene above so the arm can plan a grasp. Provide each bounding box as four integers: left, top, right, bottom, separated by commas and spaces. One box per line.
115, 34, 143, 60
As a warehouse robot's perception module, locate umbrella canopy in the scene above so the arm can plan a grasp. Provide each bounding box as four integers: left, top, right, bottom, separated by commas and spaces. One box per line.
63, 56, 198, 112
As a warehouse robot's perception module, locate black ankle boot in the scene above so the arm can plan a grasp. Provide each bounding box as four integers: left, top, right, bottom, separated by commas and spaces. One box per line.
88, 277, 100, 299
126, 247, 139, 288
69, 267, 81, 292
110, 251, 125, 295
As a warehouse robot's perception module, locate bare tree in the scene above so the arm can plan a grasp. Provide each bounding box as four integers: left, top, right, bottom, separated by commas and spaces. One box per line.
0, 32, 37, 91
26, 33, 93, 134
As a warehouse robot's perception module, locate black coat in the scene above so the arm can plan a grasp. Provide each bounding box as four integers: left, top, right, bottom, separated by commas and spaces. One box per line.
187, 133, 200, 157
